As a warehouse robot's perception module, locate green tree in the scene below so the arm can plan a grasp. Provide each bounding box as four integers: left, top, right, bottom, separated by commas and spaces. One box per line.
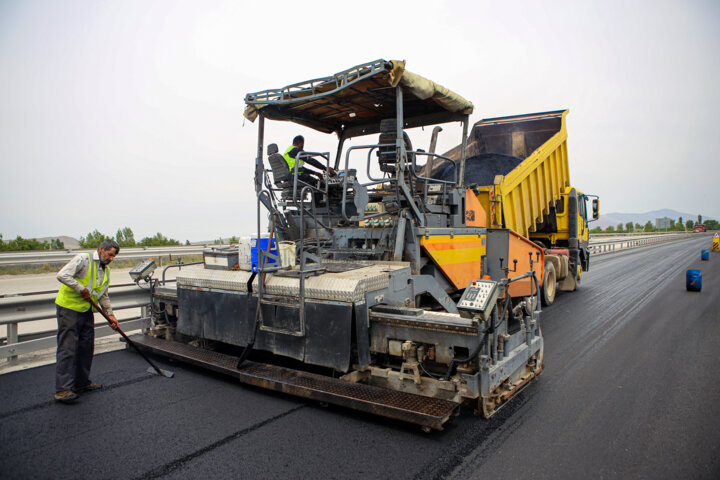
635, 223, 643, 231
0, 235, 50, 251
590, 226, 603, 233
698, 214, 703, 225
50, 238, 65, 250
185, 240, 190, 246
625, 222, 633, 232
139, 232, 180, 247
686, 219, 694, 230
644, 221, 654, 232
605, 225, 615, 233
79, 230, 110, 248
115, 227, 136, 247
705, 219, 719, 230
616, 223, 624, 233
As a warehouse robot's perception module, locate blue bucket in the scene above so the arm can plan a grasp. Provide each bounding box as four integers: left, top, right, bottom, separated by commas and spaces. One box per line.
251, 237, 278, 272
701, 249, 710, 261
686, 269, 702, 292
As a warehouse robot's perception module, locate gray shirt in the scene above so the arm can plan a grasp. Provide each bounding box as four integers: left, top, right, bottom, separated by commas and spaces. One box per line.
57, 251, 113, 315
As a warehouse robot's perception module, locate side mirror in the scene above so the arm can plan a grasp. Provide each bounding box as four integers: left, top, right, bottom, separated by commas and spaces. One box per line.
592, 198, 599, 220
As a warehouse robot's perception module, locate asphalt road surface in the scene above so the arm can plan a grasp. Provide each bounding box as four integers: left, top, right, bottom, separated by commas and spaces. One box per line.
1, 236, 718, 479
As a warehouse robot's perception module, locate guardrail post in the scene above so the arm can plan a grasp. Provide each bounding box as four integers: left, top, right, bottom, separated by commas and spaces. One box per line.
7, 322, 18, 362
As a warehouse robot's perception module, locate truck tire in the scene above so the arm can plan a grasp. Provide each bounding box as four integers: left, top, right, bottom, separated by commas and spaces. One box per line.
541, 260, 556, 306
575, 263, 582, 289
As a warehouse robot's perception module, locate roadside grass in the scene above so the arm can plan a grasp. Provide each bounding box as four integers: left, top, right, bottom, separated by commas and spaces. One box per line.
0, 255, 204, 275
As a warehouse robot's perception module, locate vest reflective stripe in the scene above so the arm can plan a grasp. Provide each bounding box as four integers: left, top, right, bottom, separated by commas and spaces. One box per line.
55, 253, 111, 312
283, 146, 303, 174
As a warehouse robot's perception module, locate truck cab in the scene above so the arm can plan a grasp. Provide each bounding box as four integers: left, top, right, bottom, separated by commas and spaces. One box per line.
531, 186, 599, 277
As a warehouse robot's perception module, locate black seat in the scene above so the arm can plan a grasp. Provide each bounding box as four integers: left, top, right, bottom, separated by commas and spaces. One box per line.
267, 143, 291, 188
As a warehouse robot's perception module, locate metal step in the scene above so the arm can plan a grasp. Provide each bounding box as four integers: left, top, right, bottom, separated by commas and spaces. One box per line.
129, 334, 460, 431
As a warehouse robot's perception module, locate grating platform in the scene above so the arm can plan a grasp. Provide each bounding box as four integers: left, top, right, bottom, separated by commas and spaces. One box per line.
129, 334, 460, 431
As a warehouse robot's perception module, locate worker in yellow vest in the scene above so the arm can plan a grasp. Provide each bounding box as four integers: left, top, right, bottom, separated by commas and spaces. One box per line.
54, 239, 120, 403
283, 135, 335, 185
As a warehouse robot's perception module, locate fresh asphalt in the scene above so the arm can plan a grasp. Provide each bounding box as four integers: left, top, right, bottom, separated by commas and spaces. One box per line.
1, 236, 718, 479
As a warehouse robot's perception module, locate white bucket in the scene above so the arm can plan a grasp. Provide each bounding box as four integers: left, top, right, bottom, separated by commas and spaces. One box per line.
279, 241, 296, 268
238, 236, 252, 271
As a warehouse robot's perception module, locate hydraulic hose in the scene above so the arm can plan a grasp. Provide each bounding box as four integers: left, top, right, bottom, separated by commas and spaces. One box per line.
442, 330, 488, 381
531, 272, 540, 314
442, 270, 539, 381
442, 287, 513, 381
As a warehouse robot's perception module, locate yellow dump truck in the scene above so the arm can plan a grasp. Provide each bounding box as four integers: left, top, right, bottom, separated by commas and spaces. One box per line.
131, 60, 597, 431
434, 110, 599, 304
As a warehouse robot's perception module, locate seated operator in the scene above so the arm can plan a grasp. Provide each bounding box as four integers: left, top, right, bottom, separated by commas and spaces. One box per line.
283, 135, 336, 185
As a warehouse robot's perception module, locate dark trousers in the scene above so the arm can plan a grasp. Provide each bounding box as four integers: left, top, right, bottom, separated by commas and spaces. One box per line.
55, 305, 95, 392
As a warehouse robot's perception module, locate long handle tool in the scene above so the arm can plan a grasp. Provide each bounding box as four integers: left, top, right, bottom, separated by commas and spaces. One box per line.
88, 298, 174, 378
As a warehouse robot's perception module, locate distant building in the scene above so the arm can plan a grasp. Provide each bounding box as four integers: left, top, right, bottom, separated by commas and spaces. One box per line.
655, 217, 671, 230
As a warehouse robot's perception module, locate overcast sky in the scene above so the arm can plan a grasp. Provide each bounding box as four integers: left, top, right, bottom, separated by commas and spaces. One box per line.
1, 0, 718, 242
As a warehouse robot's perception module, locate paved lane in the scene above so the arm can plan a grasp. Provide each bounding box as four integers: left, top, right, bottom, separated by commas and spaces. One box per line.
1, 237, 718, 479
447, 236, 720, 479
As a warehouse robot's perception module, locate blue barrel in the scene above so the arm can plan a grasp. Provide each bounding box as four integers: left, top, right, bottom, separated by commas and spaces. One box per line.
686, 269, 702, 292
701, 249, 710, 261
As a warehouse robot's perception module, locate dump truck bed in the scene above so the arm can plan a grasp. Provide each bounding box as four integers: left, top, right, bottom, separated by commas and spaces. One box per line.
438, 110, 570, 238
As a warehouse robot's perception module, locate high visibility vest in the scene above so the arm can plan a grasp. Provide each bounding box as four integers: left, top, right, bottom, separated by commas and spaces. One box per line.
283, 146, 303, 174
55, 253, 111, 312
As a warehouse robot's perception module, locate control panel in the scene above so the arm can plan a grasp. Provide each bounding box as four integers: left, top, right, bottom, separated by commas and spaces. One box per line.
327, 168, 357, 185
457, 279, 499, 320
360, 202, 394, 228
129, 259, 157, 282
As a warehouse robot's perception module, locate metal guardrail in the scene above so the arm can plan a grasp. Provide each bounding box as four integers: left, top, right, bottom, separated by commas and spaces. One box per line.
0, 284, 151, 361
589, 233, 694, 255
0, 246, 206, 266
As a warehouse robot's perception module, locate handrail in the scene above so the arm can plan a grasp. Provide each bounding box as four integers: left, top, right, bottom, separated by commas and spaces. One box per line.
341, 144, 399, 223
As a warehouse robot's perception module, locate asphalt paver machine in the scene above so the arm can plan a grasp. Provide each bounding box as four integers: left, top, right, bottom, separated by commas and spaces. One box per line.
132, 60, 545, 431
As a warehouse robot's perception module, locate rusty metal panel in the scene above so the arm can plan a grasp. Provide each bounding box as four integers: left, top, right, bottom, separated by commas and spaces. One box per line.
303, 302, 353, 372
178, 288, 354, 371
177, 287, 254, 344
254, 299, 305, 363
176, 287, 209, 338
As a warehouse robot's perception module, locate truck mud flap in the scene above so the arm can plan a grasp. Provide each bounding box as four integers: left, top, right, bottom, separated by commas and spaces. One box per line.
129, 334, 459, 431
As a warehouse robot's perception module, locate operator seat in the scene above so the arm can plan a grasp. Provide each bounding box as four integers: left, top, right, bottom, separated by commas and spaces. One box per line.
267, 143, 292, 189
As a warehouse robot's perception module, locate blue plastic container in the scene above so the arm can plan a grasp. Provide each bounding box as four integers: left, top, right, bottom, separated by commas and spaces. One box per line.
686, 269, 702, 292
701, 249, 710, 261
251, 237, 278, 272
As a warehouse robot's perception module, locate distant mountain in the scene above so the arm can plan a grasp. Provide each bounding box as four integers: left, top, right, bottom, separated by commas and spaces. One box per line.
595, 209, 715, 229
33, 235, 80, 250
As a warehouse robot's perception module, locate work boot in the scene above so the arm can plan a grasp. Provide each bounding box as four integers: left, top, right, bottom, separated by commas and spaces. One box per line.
74, 382, 102, 393
54, 390, 79, 403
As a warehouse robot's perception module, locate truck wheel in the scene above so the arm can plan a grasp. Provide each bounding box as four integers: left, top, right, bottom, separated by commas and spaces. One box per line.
575, 263, 583, 289
541, 261, 556, 306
